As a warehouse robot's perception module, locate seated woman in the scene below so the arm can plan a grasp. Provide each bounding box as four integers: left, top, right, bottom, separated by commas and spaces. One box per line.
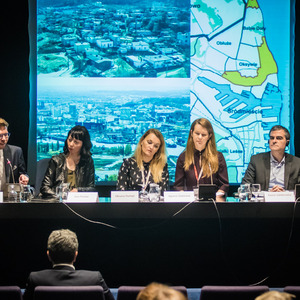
40, 125, 95, 198
117, 128, 169, 193
174, 118, 229, 197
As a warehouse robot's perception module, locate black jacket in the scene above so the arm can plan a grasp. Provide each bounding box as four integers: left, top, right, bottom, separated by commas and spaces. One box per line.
40, 153, 95, 198
3, 144, 28, 183
23, 265, 114, 300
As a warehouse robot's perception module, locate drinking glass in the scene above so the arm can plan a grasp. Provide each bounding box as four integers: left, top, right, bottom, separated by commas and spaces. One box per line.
238, 183, 251, 202
20, 185, 35, 202
56, 183, 70, 202
148, 183, 161, 202
251, 184, 261, 202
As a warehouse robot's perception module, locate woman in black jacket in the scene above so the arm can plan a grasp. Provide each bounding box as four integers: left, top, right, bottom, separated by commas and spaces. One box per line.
40, 125, 95, 198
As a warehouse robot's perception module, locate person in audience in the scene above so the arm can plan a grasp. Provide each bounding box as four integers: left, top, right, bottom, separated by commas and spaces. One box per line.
242, 125, 300, 191
136, 282, 187, 300
117, 128, 169, 193
0, 117, 29, 191
40, 125, 95, 198
174, 118, 229, 197
255, 290, 295, 300
23, 229, 114, 300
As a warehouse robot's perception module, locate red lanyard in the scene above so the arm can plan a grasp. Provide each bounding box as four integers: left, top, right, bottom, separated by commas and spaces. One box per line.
194, 164, 203, 187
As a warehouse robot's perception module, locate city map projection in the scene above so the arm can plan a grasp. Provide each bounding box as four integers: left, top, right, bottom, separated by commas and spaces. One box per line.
32, 0, 295, 183
190, 0, 294, 183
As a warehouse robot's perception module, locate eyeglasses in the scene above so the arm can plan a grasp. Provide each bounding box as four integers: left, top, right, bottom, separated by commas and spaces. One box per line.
0, 132, 10, 139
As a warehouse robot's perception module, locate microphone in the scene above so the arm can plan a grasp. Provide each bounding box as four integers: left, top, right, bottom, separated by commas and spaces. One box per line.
209, 163, 213, 185
7, 159, 16, 184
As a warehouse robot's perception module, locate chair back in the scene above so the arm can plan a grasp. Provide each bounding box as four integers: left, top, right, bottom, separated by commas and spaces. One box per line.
35, 158, 50, 196
283, 286, 300, 298
199, 285, 269, 300
0, 286, 23, 300
33, 285, 104, 300
117, 285, 187, 300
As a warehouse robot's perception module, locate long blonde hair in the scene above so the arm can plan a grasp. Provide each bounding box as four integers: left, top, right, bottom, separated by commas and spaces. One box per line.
184, 118, 218, 177
134, 129, 167, 183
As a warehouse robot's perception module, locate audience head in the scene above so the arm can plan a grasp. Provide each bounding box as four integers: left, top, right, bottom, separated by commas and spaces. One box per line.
63, 125, 92, 159
47, 229, 79, 265
186, 118, 216, 153
137, 283, 187, 300
0, 118, 10, 150
255, 291, 295, 300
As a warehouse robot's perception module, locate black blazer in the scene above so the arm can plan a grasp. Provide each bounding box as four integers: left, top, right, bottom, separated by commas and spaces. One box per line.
242, 151, 300, 191
23, 265, 114, 300
3, 144, 28, 183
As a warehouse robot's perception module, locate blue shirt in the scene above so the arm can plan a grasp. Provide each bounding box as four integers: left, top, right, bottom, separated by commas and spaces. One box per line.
269, 154, 285, 190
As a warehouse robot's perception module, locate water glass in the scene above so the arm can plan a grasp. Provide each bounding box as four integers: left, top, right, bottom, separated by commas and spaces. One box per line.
139, 189, 149, 202
56, 183, 70, 202
193, 186, 199, 201
238, 184, 251, 202
20, 185, 35, 202
7, 184, 18, 202
148, 183, 161, 202
251, 184, 261, 202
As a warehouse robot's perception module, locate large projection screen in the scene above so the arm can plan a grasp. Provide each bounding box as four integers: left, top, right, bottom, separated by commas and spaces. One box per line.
28, 0, 296, 185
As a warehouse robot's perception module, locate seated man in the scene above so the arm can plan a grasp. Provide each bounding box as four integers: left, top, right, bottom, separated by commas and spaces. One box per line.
23, 229, 114, 300
0, 117, 29, 190
242, 125, 300, 191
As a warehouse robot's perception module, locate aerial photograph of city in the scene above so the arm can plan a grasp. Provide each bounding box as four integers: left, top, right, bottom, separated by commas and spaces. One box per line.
37, 0, 190, 78
37, 77, 190, 182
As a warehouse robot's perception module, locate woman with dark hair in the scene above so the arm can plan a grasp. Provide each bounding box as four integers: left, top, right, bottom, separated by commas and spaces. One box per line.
117, 128, 169, 193
40, 125, 95, 198
174, 118, 229, 196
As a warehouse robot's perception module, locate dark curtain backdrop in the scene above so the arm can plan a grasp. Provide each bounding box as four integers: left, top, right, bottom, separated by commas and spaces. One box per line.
1, 1, 299, 173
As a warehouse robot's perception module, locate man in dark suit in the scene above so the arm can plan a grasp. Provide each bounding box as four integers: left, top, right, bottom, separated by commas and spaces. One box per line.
242, 125, 300, 191
0, 117, 29, 190
23, 229, 115, 300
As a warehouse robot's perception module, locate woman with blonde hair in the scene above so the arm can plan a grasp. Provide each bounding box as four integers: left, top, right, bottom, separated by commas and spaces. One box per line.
174, 118, 229, 195
117, 128, 169, 193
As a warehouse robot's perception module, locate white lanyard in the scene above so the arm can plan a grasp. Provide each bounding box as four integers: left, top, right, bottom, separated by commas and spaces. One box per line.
141, 168, 151, 191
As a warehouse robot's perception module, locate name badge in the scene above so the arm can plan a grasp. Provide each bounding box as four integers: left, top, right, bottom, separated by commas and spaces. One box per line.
164, 191, 194, 203
111, 191, 139, 202
66, 192, 99, 203
264, 191, 295, 202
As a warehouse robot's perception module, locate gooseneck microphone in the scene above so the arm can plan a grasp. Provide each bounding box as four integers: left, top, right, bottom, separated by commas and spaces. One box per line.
7, 159, 16, 184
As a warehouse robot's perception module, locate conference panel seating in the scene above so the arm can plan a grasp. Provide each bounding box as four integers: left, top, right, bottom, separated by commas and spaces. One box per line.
33, 286, 105, 300
199, 285, 269, 300
116, 285, 188, 300
283, 286, 300, 298
34, 158, 50, 196
0, 286, 23, 300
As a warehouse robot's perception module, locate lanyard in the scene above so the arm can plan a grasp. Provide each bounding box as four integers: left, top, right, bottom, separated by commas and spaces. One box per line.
194, 164, 203, 187
141, 168, 151, 191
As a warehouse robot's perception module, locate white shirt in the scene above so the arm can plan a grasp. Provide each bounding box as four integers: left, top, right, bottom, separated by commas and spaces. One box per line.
0, 149, 6, 191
